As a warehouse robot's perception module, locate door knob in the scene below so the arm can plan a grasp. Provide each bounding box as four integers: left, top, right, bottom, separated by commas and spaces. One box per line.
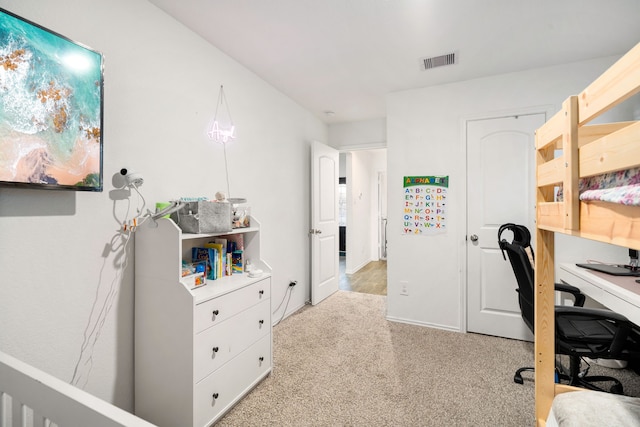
469, 234, 479, 242
309, 229, 322, 234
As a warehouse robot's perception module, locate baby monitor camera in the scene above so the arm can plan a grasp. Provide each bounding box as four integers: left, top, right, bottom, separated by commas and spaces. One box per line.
120, 168, 144, 187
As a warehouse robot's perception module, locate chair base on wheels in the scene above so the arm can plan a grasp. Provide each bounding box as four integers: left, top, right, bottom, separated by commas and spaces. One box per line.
514, 362, 622, 394
514, 366, 534, 384
569, 375, 624, 394
562, 358, 624, 394
513, 366, 571, 385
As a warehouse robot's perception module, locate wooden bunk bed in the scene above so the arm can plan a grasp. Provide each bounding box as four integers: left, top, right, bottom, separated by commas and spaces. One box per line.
534, 40, 640, 426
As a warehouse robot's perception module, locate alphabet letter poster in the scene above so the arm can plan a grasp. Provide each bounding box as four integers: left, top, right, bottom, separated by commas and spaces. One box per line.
403, 176, 449, 235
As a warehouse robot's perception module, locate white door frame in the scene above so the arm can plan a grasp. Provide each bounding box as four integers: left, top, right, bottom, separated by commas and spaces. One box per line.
458, 105, 554, 333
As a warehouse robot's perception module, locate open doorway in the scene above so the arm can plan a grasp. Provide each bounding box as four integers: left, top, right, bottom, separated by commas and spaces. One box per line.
338, 149, 387, 295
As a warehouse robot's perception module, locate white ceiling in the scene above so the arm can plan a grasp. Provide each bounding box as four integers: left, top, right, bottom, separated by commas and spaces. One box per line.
148, 0, 640, 124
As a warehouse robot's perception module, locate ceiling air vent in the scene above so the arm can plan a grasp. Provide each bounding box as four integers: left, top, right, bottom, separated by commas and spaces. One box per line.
420, 52, 456, 71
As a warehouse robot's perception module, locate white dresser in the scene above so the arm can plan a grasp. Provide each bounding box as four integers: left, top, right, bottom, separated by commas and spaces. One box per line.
134, 217, 272, 427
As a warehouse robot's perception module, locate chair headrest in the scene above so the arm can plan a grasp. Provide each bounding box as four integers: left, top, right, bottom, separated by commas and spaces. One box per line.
498, 223, 532, 260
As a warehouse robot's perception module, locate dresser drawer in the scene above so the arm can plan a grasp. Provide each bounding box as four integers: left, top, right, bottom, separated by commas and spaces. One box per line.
194, 334, 271, 427
194, 298, 270, 381
194, 278, 270, 333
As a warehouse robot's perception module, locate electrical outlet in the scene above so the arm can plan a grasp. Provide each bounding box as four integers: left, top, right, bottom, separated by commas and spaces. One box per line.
400, 281, 409, 296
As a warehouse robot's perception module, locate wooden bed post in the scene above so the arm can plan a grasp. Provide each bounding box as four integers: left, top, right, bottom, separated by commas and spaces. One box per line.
535, 121, 559, 426
534, 227, 555, 426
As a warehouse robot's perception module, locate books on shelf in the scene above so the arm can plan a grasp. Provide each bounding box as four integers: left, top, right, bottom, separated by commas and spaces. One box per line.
232, 250, 243, 274
225, 234, 244, 251
204, 242, 224, 279
212, 238, 228, 276
186, 233, 248, 284
191, 247, 217, 280
226, 234, 244, 274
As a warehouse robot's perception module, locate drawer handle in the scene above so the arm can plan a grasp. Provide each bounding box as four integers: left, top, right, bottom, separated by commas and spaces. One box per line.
259, 290, 264, 295
212, 309, 219, 316
212, 393, 219, 400
212, 347, 219, 353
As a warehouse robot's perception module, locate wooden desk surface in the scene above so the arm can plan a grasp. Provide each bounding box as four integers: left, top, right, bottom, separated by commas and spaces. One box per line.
558, 263, 640, 325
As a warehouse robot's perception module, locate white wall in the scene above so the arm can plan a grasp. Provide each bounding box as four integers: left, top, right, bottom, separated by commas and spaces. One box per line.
329, 118, 386, 150
386, 56, 629, 330
0, 0, 326, 410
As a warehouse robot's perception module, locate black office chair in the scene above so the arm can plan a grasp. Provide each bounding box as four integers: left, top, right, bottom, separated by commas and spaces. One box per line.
498, 223, 640, 393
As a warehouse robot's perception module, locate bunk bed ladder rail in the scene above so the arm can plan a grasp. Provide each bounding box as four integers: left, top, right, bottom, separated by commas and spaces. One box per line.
536, 96, 580, 232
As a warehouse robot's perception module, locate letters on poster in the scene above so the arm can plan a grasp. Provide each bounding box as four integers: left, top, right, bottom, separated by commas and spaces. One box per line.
403, 175, 448, 235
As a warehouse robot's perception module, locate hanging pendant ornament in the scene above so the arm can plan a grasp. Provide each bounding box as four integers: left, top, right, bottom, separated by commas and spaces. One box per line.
206, 85, 246, 206
208, 85, 236, 143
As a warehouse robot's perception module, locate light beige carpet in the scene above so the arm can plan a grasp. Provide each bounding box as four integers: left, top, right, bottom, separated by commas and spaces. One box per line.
217, 290, 639, 426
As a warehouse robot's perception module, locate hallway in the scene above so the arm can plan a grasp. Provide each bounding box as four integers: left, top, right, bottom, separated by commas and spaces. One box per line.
339, 256, 387, 296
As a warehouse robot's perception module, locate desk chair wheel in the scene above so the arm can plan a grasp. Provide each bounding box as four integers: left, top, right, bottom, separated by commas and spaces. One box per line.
514, 367, 534, 384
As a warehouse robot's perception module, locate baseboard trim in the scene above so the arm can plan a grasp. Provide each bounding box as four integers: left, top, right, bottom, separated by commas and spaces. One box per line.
273, 302, 307, 327
386, 315, 461, 333
345, 258, 374, 275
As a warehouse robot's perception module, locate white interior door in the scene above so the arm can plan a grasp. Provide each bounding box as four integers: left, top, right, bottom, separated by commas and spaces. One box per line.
466, 114, 544, 340
311, 141, 339, 305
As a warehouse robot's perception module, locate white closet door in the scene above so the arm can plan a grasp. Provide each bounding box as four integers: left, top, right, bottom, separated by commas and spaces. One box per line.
466, 113, 544, 340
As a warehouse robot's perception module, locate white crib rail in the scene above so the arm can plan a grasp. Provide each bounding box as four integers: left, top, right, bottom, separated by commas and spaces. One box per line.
0, 351, 155, 427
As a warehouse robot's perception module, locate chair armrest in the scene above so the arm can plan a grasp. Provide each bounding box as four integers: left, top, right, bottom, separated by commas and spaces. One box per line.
555, 282, 586, 307
555, 305, 630, 323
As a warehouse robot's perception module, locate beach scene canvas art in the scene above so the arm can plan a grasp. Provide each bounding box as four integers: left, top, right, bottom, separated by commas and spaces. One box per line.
0, 9, 103, 190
